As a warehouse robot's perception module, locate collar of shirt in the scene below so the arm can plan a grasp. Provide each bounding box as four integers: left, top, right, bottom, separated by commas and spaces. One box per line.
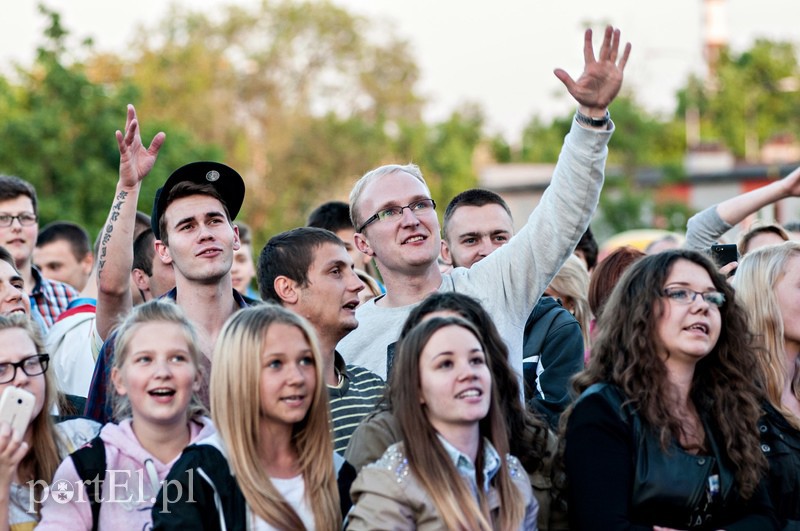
436, 433, 501, 493
164, 287, 252, 309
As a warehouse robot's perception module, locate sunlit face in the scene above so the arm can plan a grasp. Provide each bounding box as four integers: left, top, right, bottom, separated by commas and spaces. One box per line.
442, 204, 514, 268
0, 328, 46, 431
111, 322, 200, 429
0, 196, 37, 268
33, 239, 92, 291
419, 325, 491, 441
156, 195, 240, 285
776, 254, 800, 353
0, 261, 29, 316
656, 259, 722, 365
354, 172, 440, 276
294, 243, 364, 340
231, 243, 256, 294
259, 323, 317, 436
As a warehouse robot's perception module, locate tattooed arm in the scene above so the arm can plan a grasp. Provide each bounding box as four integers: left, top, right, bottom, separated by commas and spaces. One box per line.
95, 104, 165, 340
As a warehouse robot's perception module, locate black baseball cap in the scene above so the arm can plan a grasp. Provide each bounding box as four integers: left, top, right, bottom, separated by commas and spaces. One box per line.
151, 161, 245, 240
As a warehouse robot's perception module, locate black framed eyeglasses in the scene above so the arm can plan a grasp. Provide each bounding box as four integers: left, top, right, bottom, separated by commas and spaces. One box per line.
663, 287, 725, 308
357, 198, 436, 233
0, 354, 49, 384
0, 213, 38, 227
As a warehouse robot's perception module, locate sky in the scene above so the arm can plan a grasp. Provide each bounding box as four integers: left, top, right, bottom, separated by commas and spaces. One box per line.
2, 1, 798, 139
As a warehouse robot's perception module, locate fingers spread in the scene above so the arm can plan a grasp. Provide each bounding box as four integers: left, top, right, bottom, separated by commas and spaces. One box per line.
597, 25, 612, 61
617, 42, 632, 72
148, 132, 167, 155
553, 68, 575, 91
582, 28, 594, 64
608, 28, 620, 63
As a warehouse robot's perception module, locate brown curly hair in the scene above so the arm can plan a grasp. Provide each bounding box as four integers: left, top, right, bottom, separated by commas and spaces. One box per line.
564, 249, 766, 498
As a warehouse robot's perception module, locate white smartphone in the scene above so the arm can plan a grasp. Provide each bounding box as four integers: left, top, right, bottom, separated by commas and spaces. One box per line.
0, 387, 35, 437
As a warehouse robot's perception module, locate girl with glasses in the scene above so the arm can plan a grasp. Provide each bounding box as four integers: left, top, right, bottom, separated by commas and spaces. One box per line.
38, 299, 214, 530
0, 313, 98, 530
562, 249, 776, 529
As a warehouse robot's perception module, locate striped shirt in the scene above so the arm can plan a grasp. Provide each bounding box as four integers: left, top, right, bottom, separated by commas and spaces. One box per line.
329, 352, 385, 455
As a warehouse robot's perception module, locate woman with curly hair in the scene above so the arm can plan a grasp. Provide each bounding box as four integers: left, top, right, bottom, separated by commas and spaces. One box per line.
734, 241, 800, 529
563, 249, 776, 530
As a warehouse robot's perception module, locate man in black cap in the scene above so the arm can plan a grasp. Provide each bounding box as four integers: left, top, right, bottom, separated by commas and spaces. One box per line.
86, 104, 253, 421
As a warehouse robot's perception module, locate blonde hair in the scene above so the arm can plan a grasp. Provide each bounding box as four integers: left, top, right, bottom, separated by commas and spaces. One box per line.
0, 314, 62, 515
349, 163, 428, 230
211, 305, 339, 530
110, 299, 205, 422
548, 254, 591, 350
734, 241, 800, 429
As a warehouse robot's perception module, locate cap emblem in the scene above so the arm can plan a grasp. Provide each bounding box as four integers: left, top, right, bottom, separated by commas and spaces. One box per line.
206, 170, 220, 182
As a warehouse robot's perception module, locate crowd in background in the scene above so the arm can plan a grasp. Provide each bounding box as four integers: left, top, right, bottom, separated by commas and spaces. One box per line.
0, 22, 799, 531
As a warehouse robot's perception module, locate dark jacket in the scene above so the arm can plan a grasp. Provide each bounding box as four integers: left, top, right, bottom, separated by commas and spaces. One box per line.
565, 383, 778, 530
152, 434, 356, 530
760, 402, 800, 530
523, 296, 584, 428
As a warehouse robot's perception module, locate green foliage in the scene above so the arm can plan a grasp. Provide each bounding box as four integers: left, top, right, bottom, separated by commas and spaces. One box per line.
0, 6, 220, 239
680, 40, 800, 158
3, 4, 800, 247
595, 179, 648, 236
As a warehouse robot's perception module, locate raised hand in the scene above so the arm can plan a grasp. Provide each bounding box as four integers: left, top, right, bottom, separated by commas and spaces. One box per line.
115, 104, 166, 188
778, 165, 800, 197
554, 26, 631, 114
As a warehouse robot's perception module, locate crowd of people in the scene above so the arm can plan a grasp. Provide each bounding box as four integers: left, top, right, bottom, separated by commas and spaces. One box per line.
0, 22, 799, 531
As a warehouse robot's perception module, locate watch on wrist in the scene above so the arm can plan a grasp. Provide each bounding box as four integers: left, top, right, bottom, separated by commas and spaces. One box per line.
574, 109, 610, 128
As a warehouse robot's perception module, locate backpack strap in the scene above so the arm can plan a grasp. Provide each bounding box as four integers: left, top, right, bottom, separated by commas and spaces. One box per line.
70, 435, 106, 531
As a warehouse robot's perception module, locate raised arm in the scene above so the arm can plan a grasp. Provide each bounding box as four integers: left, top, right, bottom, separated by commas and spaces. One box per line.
554, 26, 631, 125
685, 165, 800, 250
95, 105, 165, 339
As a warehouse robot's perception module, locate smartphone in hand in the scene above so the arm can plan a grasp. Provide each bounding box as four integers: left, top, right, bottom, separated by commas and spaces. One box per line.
710, 243, 739, 276
0, 387, 35, 437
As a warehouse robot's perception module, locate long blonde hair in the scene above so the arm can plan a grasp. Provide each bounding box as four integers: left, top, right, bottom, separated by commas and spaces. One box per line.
548, 254, 591, 350
734, 241, 800, 429
0, 314, 62, 514
110, 299, 206, 422
211, 305, 339, 530
392, 316, 526, 531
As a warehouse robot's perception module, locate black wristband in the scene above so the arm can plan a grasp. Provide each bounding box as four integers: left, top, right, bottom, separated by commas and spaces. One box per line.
574, 109, 610, 128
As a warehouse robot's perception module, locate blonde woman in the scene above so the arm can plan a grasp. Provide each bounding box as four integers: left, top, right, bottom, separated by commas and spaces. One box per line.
347, 316, 536, 530
152, 305, 354, 530
543, 254, 591, 351
39, 300, 214, 530
734, 241, 800, 528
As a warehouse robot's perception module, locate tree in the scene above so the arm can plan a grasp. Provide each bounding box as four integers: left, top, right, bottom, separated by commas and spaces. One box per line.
677, 40, 800, 159
0, 6, 220, 238
84, 0, 427, 243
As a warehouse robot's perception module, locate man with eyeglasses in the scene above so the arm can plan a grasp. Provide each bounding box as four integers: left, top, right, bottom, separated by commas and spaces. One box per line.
0, 175, 77, 329
338, 26, 631, 382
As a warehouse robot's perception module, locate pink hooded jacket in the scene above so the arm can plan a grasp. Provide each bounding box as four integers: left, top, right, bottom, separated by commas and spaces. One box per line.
37, 417, 215, 530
